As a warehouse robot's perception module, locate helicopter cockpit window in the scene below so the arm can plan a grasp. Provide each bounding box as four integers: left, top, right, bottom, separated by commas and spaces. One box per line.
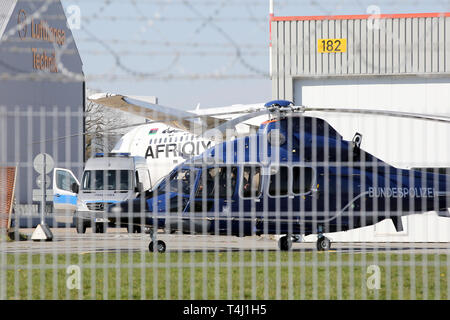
196, 167, 237, 199
268, 166, 289, 197
292, 166, 313, 194
242, 166, 262, 198
155, 168, 197, 195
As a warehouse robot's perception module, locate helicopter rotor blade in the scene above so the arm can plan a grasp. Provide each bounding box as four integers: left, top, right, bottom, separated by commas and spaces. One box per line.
29, 108, 265, 145
202, 109, 270, 140
302, 106, 450, 124
29, 121, 161, 145
30, 102, 450, 145
200, 103, 450, 141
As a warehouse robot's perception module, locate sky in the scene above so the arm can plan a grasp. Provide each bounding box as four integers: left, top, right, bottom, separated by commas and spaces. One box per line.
61, 0, 450, 109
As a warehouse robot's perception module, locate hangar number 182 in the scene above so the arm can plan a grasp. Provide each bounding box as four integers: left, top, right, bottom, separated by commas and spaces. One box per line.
318, 38, 347, 53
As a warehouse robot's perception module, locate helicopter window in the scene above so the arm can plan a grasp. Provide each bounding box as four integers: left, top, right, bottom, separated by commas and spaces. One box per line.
196, 166, 237, 199
292, 166, 314, 194
268, 166, 289, 197
242, 166, 262, 198
155, 168, 197, 195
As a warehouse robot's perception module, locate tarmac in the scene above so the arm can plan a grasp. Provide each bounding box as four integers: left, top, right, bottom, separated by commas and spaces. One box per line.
2, 227, 450, 255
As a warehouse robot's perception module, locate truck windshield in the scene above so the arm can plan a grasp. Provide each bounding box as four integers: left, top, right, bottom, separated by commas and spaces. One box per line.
82, 170, 133, 191
155, 168, 197, 195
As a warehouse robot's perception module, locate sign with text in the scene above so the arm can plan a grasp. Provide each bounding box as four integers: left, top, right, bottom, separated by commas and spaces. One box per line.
17, 9, 67, 73
318, 38, 347, 53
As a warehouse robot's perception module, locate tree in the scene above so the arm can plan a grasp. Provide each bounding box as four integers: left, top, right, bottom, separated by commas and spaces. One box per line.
84, 91, 136, 159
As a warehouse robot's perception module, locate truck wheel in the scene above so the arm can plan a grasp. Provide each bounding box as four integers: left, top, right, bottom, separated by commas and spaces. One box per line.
127, 224, 142, 233
278, 235, 292, 251
76, 222, 87, 234
94, 223, 107, 233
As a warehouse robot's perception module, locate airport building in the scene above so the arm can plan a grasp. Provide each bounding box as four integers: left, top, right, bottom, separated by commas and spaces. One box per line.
270, 12, 450, 241
0, 0, 84, 215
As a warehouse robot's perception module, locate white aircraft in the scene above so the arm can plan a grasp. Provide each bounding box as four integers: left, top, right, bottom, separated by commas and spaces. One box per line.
88, 93, 267, 186
53, 93, 267, 233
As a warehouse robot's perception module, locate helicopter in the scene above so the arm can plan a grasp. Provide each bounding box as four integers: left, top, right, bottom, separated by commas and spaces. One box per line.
104, 100, 450, 252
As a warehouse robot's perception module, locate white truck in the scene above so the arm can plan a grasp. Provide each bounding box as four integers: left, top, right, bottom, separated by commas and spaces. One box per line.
54, 152, 151, 234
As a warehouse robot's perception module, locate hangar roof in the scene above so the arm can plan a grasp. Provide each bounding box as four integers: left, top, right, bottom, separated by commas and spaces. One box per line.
0, 0, 16, 41
271, 12, 450, 21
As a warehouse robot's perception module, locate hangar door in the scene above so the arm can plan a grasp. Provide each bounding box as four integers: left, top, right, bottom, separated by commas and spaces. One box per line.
294, 77, 450, 242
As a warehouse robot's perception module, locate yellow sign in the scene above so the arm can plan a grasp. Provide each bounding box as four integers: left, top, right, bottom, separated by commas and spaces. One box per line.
318, 38, 347, 53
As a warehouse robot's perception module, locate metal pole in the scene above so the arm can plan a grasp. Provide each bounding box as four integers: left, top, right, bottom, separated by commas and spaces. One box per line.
41, 154, 46, 225
269, 0, 274, 79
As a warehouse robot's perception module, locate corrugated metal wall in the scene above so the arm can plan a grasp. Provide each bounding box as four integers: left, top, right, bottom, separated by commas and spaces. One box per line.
271, 15, 450, 100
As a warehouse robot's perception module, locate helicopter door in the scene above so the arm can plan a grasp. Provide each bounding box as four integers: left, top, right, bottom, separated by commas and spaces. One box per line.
188, 167, 239, 213
53, 168, 79, 212
267, 165, 316, 212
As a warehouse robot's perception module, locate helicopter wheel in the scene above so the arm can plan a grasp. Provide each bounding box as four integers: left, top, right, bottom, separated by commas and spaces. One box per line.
316, 236, 331, 251
278, 235, 292, 251
149, 240, 166, 253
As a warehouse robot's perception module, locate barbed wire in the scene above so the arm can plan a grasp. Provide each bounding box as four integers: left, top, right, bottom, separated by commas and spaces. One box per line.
5, 37, 267, 48
65, 0, 450, 5
2, 0, 450, 85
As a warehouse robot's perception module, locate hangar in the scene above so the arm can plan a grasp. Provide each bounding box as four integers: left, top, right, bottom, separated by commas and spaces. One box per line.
0, 0, 84, 216
270, 12, 450, 241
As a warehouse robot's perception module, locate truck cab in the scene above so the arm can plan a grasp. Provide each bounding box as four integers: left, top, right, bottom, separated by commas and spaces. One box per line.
73, 152, 151, 233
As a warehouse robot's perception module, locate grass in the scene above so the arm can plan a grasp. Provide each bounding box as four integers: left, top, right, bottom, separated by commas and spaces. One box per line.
1, 250, 449, 300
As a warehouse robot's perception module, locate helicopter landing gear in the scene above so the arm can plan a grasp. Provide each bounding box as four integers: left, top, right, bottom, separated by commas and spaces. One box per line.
148, 229, 166, 253
316, 225, 331, 251
149, 240, 166, 253
278, 235, 292, 251
316, 236, 331, 251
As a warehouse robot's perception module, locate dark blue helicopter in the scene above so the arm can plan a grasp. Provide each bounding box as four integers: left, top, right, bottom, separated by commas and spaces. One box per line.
107, 100, 450, 253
